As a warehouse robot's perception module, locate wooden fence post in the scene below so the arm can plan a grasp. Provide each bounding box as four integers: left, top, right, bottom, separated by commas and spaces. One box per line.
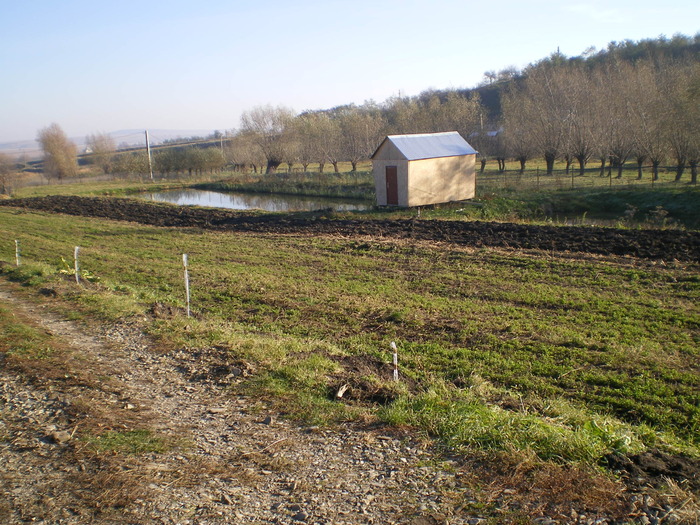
74, 246, 80, 285
391, 341, 398, 382
183, 254, 191, 318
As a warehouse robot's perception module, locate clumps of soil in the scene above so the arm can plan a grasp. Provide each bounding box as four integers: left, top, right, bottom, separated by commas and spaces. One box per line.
38, 287, 58, 298
3, 195, 699, 261
170, 345, 254, 386
150, 302, 186, 319
327, 354, 416, 405
604, 449, 700, 492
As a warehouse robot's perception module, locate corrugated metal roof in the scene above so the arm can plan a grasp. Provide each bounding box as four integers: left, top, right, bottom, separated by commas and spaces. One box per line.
372, 131, 477, 161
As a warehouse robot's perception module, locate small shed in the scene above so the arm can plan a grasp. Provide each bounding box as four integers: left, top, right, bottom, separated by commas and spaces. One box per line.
371, 131, 477, 207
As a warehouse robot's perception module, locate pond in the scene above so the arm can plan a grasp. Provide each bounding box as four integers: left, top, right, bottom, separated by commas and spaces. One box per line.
140, 189, 372, 212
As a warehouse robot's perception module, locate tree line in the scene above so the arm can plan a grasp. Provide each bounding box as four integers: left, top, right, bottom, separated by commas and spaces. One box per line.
496, 52, 700, 183
229, 38, 699, 185
18, 33, 700, 185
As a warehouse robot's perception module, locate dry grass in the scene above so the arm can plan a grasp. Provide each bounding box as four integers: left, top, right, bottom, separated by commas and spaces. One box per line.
459, 451, 630, 521
656, 478, 700, 524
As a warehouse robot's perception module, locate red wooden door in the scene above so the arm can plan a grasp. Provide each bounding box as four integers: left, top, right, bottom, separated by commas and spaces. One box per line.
385, 166, 398, 205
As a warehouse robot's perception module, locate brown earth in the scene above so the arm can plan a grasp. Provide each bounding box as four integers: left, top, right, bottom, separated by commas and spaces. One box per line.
2, 196, 699, 262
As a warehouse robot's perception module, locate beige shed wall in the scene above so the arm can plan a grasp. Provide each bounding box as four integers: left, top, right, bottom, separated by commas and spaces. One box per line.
406, 154, 476, 207
371, 140, 403, 161
372, 159, 409, 206
372, 141, 409, 206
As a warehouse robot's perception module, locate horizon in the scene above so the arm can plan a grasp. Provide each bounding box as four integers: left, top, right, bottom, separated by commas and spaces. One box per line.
1, 0, 699, 145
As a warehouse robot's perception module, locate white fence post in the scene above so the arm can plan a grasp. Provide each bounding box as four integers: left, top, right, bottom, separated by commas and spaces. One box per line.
183, 253, 191, 318
74, 246, 80, 285
15, 240, 20, 267
391, 341, 398, 382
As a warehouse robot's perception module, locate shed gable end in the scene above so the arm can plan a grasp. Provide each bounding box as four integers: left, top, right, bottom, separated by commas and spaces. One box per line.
371, 138, 408, 161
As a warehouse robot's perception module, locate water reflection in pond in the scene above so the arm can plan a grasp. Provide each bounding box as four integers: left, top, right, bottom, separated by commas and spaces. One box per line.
141, 189, 371, 212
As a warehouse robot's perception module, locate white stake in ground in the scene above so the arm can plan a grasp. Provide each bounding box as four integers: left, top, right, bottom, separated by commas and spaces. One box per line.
74, 246, 80, 285
183, 253, 191, 318
391, 341, 399, 382
15, 240, 20, 267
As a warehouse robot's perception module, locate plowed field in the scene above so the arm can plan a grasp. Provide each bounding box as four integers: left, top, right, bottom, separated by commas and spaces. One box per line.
2, 196, 699, 261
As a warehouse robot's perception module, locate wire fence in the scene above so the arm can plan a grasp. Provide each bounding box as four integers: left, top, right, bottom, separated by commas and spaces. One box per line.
476, 166, 696, 193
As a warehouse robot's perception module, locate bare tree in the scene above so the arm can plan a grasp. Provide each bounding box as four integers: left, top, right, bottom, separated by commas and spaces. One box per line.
154, 148, 178, 176
0, 152, 14, 194
386, 91, 482, 139
86, 132, 116, 174
510, 66, 569, 174
385, 96, 427, 135
338, 107, 386, 171
587, 63, 634, 180
686, 65, 700, 184
225, 132, 265, 173
240, 105, 296, 173
504, 127, 533, 174
436, 91, 482, 139
627, 61, 667, 181
565, 66, 598, 176
502, 89, 537, 173
110, 150, 150, 178
482, 71, 498, 85
663, 62, 697, 182
202, 148, 225, 174
37, 123, 78, 180
281, 127, 300, 173
293, 113, 326, 172
313, 114, 342, 173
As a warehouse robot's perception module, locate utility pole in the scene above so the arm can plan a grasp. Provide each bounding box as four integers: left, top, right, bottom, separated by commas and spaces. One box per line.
145, 130, 154, 181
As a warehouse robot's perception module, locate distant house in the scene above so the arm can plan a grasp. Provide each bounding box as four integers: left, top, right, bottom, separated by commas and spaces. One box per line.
370, 131, 477, 207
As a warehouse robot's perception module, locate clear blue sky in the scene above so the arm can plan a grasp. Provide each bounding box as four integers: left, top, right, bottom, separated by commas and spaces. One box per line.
1, 0, 698, 143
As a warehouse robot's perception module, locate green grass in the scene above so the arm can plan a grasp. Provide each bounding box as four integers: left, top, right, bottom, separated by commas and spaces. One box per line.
86, 429, 169, 454
13, 179, 200, 199
1, 206, 698, 466
0, 303, 55, 359
482, 185, 700, 229
381, 384, 646, 462
368, 184, 700, 229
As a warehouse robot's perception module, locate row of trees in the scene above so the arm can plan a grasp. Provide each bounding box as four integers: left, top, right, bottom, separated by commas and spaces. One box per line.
29, 34, 700, 183
28, 128, 227, 181
226, 38, 699, 181
92, 147, 226, 178
494, 57, 700, 183
229, 91, 483, 174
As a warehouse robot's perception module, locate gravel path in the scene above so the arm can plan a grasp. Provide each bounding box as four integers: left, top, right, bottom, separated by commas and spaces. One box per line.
0, 281, 478, 525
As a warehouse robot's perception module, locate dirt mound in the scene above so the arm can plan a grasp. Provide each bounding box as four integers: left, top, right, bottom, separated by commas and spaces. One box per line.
3, 195, 700, 261
605, 449, 700, 492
